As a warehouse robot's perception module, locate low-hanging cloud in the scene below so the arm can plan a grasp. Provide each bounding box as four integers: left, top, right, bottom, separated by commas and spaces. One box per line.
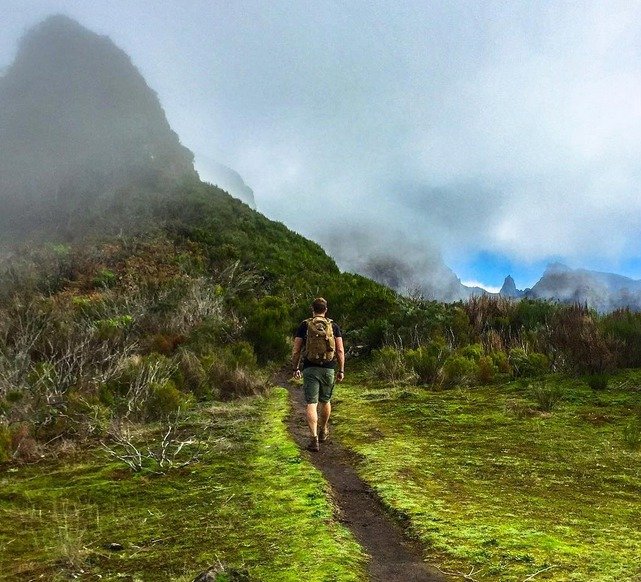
3, 1, 641, 282
175, 0, 641, 282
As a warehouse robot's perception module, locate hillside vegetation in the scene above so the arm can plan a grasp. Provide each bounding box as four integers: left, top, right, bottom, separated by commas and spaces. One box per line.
3, 179, 641, 461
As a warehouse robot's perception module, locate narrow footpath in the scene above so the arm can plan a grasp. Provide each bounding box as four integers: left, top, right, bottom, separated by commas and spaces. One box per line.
284, 380, 448, 582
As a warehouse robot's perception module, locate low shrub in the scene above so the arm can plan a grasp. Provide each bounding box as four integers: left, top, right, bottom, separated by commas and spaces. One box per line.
219, 368, 267, 401
600, 309, 641, 368
550, 305, 614, 374
148, 333, 186, 355
441, 355, 476, 387
10, 423, 39, 461
177, 349, 208, 399
226, 341, 259, 370
532, 382, 563, 412
370, 347, 414, 383
505, 398, 535, 419
509, 348, 549, 378
360, 318, 391, 352
585, 374, 610, 391
146, 380, 185, 419
405, 347, 439, 384
243, 296, 291, 364
477, 355, 498, 384
94, 315, 133, 341
205, 353, 267, 401
0, 424, 11, 462
93, 268, 117, 288
459, 343, 483, 361
491, 350, 511, 374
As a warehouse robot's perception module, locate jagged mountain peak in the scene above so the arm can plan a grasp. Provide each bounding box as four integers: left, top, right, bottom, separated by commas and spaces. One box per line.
500, 275, 516, 293
0, 14, 197, 239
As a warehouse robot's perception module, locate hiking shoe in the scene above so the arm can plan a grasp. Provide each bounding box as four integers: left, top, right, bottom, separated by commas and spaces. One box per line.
307, 436, 320, 452
319, 426, 329, 442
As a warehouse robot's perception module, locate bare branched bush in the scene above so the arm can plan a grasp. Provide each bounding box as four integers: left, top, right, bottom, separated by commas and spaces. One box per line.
101, 417, 203, 473
549, 305, 614, 374
121, 356, 178, 419
0, 299, 49, 397
168, 278, 224, 334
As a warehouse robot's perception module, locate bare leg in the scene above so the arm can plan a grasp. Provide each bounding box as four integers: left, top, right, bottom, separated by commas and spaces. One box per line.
318, 402, 331, 433
306, 403, 318, 437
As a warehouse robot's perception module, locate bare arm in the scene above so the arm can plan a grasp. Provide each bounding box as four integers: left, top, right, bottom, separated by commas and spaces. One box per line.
335, 336, 345, 382
292, 337, 303, 378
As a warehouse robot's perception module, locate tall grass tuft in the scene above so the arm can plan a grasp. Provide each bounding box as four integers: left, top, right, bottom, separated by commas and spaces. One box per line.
532, 381, 563, 412
622, 419, 641, 451
370, 347, 416, 384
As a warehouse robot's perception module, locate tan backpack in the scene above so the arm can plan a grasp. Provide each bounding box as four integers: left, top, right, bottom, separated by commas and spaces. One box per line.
304, 316, 336, 364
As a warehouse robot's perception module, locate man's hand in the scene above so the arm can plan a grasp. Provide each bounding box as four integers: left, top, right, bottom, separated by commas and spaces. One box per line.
336, 371, 345, 383
293, 369, 302, 380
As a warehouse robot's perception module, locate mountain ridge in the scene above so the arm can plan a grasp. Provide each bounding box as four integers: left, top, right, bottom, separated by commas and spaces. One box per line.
497, 263, 641, 312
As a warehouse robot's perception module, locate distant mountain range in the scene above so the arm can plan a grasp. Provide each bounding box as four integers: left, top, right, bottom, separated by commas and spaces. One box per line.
495, 263, 641, 312
435, 262, 641, 313
359, 258, 641, 313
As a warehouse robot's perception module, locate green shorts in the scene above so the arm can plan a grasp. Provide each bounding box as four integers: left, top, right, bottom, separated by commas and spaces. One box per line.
303, 367, 335, 404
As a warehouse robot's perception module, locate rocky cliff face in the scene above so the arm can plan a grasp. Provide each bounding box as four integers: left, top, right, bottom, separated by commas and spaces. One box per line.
0, 15, 197, 238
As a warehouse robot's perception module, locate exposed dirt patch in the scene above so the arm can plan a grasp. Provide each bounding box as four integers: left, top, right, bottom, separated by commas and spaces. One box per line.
282, 378, 448, 582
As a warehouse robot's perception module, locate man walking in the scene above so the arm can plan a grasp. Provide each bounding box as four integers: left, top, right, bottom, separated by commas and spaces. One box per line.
292, 297, 345, 452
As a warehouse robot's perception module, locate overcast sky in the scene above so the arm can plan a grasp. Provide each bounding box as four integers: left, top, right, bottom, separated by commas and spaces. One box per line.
4, 0, 641, 289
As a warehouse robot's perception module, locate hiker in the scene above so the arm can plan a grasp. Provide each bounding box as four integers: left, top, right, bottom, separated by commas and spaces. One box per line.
292, 297, 345, 452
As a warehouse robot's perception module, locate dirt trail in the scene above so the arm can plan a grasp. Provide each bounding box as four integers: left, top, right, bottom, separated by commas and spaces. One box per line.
284, 380, 448, 582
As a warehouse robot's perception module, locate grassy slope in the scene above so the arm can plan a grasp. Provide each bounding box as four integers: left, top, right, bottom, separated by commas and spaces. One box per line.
0, 388, 366, 581
332, 372, 641, 581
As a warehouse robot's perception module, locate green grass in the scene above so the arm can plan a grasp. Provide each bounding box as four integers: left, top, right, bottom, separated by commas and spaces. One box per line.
0, 388, 366, 581
332, 372, 641, 581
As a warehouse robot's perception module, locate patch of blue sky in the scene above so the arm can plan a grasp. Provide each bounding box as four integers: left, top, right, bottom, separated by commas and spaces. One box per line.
448, 251, 558, 292
449, 251, 641, 293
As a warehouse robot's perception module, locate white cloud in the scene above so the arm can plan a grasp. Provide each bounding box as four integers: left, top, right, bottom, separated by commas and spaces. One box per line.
5, 0, 641, 277
461, 281, 501, 294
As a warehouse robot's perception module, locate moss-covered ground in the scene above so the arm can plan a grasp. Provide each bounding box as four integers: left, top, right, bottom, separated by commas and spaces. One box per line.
0, 388, 366, 581
332, 372, 641, 581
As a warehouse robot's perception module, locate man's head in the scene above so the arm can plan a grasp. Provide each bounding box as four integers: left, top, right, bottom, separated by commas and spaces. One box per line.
312, 297, 328, 315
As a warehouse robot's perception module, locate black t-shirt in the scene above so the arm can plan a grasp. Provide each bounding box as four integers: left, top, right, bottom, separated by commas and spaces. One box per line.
295, 319, 342, 369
